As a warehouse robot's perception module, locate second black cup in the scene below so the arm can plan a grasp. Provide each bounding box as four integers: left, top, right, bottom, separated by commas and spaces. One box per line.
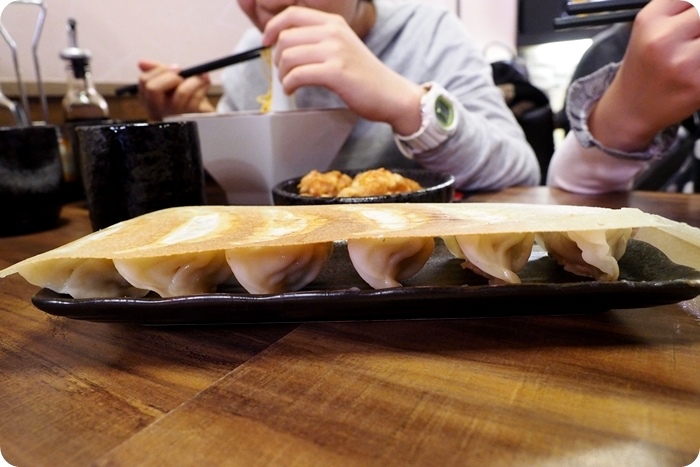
76, 121, 207, 231
0, 125, 63, 236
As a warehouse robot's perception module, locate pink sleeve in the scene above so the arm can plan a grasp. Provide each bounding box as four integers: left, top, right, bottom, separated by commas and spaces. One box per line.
546, 132, 649, 194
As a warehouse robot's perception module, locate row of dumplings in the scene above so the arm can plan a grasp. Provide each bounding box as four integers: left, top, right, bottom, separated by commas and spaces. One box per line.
22, 227, 634, 299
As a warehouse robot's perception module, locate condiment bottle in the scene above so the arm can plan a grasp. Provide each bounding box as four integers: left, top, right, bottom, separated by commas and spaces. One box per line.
60, 18, 109, 121
59, 18, 110, 201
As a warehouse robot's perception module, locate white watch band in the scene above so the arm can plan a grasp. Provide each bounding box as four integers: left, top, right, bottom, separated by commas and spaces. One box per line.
395, 82, 458, 159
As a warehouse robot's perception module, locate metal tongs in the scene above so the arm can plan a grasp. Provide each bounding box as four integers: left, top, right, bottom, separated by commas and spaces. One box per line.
0, 0, 48, 126
0, 82, 27, 125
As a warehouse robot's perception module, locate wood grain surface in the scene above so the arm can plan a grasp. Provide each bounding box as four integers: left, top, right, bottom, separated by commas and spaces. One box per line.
1, 188, 699, 467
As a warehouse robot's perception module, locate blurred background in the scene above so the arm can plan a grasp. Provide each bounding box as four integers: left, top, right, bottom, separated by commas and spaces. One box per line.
0, 0, 602, 135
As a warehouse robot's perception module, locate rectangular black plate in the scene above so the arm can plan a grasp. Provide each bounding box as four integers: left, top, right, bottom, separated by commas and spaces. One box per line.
32, 239, 700, 325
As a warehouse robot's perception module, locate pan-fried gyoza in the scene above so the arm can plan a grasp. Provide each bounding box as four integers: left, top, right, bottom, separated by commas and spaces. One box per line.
2, 203, 699, 299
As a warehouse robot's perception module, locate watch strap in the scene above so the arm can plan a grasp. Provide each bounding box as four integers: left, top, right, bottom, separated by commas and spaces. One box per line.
395, 82, 457, 159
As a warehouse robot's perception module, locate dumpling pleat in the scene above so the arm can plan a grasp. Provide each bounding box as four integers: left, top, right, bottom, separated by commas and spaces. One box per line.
114, 251, 233, 297
225, 243, 333, 294
20, 258, 149, 299
536, 229, 633, 281
347, 237, 435, 289
443, 233, 535, 284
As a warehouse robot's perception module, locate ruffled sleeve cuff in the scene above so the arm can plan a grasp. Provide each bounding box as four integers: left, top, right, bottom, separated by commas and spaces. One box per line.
566, 62, 678, 161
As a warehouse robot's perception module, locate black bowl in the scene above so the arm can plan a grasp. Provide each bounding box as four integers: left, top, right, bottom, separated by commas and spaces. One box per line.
272, 169, 455, 205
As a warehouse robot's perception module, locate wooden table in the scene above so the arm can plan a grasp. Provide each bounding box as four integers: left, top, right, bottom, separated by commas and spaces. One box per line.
1, 188, 699, 466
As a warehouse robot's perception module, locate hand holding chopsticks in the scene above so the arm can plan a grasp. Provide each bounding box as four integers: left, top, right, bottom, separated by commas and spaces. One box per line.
115, 46, 267, 97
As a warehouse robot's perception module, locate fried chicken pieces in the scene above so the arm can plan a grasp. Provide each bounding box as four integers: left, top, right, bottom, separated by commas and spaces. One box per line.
297, 170, 353, 197
298, 168, 422, 198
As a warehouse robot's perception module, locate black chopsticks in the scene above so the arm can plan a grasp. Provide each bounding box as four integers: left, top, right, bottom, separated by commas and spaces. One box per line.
115, 46, 268, 97
565, 0, 649, 15
554, 0, 650, 31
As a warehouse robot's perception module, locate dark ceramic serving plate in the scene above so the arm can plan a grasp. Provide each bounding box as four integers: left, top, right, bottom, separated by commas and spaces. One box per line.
32, 240, 700, 325
271, 169, 455, 205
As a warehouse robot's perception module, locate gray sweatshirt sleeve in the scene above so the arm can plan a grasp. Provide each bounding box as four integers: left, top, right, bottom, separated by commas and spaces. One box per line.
373, 3, 541, 190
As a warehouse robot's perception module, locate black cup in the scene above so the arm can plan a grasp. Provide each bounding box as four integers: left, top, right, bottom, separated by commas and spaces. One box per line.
0, 125, 63, 236
76, 121, 207, 231
59, 118, 117, 203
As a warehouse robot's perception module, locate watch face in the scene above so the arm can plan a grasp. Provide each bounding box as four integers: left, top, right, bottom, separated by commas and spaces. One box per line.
435, 95, 455, 128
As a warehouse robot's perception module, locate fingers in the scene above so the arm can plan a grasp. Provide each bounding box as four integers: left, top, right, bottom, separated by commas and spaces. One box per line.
262, 6, 332, 46
641, 3, 700, 70
273, 24, 338, 63
637, 0, 699, 37
137, 59, 211, 121
275, 39, 338, 89
170, 74, 213, 115
264, 7, 364, 96
647, 0, 695, 16
137, 59, 170, 73
138, 60, 179, 84
257, 4, 415, 126
673, 3, 700, 39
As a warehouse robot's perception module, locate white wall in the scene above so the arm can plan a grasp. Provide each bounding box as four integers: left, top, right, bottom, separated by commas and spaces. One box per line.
459, 0, 518, 62
0, 0, 516, 92
0, 0, 253, 92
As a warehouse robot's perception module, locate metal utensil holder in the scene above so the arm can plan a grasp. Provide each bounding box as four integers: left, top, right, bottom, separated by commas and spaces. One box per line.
0, 0, 49, 125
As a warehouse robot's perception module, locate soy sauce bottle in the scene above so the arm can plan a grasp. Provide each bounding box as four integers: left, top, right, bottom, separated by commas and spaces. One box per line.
59, 18, 110, 202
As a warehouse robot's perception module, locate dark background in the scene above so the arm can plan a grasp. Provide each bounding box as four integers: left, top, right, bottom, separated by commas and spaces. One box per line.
518, 0, 606, 46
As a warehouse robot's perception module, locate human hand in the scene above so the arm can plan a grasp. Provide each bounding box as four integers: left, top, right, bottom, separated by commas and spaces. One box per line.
261, 6, 424, 136
589, 0, 700, 152
137, 59, 215, 121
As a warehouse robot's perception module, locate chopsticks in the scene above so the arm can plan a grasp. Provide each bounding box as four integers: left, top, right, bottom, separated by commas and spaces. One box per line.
115, 46, 268, 97
554, 0, 649, 30
565, 0, 649, 15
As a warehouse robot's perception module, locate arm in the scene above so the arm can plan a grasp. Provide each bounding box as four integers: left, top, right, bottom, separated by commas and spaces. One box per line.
410, 58, 541, 191
549, 0, 700, 193
262, 5, 540, 191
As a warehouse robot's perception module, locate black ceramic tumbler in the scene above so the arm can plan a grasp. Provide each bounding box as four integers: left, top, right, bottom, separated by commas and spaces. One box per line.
0, 125, 63, 236
76, 121, 206, 231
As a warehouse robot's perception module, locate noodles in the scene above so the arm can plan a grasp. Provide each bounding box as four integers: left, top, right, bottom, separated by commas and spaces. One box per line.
256, 48, 273, 113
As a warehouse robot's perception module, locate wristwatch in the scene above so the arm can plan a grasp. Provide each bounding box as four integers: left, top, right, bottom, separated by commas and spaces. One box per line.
395, 82, 458, 159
